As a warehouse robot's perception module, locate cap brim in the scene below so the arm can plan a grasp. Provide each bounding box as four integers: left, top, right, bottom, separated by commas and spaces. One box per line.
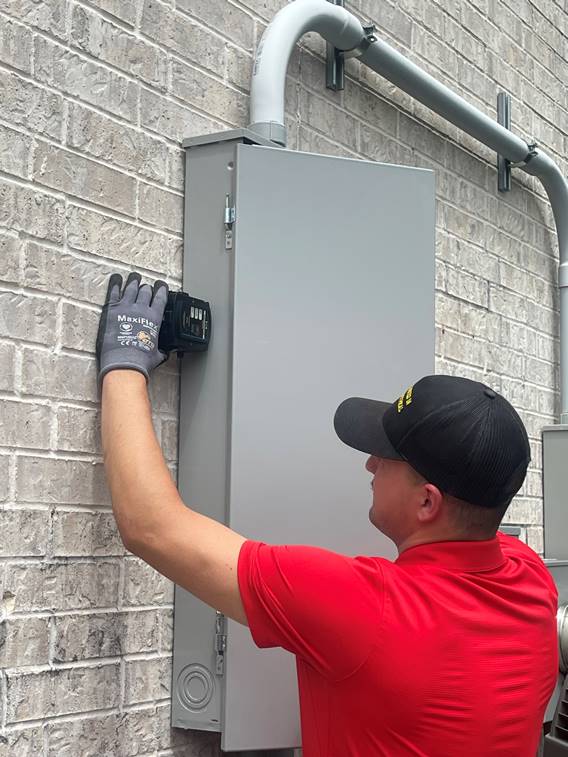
334, 397, 403, 460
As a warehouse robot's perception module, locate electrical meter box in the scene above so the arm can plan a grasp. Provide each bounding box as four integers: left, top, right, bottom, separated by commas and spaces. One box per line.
171, 129, 435, 751
543, 426, 568, 560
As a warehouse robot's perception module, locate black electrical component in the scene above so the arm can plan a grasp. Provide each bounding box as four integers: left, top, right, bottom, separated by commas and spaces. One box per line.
158, 291, 211, 355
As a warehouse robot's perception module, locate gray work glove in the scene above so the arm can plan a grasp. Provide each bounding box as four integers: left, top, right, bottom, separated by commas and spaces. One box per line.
96, 272, 169, 383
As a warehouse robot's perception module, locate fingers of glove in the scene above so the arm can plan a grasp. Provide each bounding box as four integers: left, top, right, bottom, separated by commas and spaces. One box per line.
136, 283, 153, 307
151, 280, 169, 319
105, 273, 123, 306
123, 272, 142, 304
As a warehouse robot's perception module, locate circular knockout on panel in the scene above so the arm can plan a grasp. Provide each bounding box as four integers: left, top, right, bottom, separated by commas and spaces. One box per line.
177, 664, 215, 711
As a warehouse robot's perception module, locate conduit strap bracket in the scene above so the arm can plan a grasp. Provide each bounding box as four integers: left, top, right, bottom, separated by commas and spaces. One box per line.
497, 92, 538, 190
509, 142, 538, 168
325, 0, 376, 90
497, 92, 512, 192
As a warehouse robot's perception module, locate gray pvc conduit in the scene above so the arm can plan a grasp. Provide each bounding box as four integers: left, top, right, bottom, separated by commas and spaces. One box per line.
248, 0, 568, 425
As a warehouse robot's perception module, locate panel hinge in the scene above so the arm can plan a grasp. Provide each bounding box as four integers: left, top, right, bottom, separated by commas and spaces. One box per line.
224, 194, 236, 250
214, 611, 227, 676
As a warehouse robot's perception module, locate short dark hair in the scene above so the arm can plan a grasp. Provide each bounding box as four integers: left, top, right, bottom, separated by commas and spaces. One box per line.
444, 493, 510, 538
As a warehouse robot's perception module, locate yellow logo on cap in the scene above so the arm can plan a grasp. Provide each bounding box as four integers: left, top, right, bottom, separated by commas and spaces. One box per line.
397, 385, 413, 413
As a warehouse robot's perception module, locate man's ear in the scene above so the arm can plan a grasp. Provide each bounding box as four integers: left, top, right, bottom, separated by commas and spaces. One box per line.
417, 483, 444, 524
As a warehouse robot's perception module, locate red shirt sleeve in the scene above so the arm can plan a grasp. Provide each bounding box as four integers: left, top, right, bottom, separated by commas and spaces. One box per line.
497, 531, 558, 600
237, 540, 384, 680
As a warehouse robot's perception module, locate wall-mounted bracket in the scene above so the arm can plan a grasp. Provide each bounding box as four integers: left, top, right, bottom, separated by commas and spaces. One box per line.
326, 0, 346, 91
497, 93, 538, 192
326, 0, 376, 91
497, 93, 512, 192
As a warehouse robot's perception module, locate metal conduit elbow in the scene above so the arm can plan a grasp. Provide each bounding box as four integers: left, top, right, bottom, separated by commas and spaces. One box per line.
248, 0, 568, 422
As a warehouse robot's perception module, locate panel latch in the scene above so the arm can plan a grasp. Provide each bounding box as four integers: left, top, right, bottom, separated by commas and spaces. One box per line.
214, 611, 227, 676
224, 194, 235, 250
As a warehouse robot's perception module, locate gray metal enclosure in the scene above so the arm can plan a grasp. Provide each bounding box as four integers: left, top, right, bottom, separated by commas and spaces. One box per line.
171, 131, 435, 751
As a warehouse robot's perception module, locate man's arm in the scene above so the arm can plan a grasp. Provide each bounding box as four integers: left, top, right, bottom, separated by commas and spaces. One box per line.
101, 369, 248, 625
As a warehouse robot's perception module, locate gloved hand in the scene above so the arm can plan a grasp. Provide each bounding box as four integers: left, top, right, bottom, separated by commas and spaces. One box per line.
96, 272, 169, 383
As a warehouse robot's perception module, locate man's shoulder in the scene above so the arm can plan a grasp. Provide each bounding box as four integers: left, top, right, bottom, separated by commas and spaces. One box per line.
497, 531, 558, 597
497, 531, 544, 563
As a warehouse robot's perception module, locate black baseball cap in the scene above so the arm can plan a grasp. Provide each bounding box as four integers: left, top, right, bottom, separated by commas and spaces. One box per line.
333, 375, 530, 509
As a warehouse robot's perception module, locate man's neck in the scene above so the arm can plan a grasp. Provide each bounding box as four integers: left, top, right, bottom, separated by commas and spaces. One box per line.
396, 529, 497, 556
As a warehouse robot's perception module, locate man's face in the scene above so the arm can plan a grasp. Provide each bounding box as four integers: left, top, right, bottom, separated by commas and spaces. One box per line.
366, 455, 423, 543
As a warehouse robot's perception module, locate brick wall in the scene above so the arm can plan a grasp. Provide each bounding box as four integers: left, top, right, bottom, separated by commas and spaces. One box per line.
0, 0, 565, 753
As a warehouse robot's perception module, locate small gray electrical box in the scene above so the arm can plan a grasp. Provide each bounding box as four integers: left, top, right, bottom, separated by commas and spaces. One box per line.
543, 426, 568, 559
171, 130, 435, 751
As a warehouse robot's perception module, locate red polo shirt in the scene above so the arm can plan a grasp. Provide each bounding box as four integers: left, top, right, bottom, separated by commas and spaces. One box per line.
237, 532, 558, 756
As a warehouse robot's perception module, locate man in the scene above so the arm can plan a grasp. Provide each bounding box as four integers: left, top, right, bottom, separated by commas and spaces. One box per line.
97, 272, 558, 756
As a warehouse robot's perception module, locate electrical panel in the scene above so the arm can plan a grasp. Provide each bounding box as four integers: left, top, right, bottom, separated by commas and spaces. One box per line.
171, 130, 436, 751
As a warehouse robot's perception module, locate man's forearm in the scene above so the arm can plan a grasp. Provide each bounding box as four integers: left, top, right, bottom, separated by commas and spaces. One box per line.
101, 369, 184, 549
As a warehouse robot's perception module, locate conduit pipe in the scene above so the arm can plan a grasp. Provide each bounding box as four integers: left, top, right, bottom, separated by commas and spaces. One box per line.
248, 0, 568, 425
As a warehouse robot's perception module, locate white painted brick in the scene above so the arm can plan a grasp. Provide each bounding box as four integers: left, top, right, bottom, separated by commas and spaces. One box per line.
0, 726, 44, 757
0, 292, 57, 346
52, 510, 124, 557
140, 86, 224, 143
124, 656, 171, 705
54, 610, 159, 662
399, 114, 447, 165
81, 0, 137, 27
227, 46, 253, 91
68, 103, 168, 184
33, 142, 136, 217
437, 295, 500, 343
358, 124, 412, 165
140, 0, 226, 76
0, 509, 50, 556
148, 368, 179, 414
56, 405, 101, 454
526, 526, 544, 554
0, 399, 51, 449
5, 561, 119, 612
177, 0, 254, 50
71, 4, 167, 89
0, 344, 16, 392
166, 146, 185, 193
16, 455, 109, 505
0, 616, 50, 668
299, 128, 358, 159
0, 231, 21, 285
1, 0, 68, 40
123, 557, 174, 606
34, 36, 138, 122
0, 456, 10, 501
23, 242, 112, 302
46, 710, 158, 757
441, 204, 485, 244
160, 418, 178, 461
6, 663, 121, 724
0, 178, 65, 243
444, 266, 489, 308
21, 349, 97, 402
0, 123, 32, 180
138, 183, 183, 233
0, 16, 33, 73
343, 86, 398, 138
60, 302, 99, 354
359, 1, 413, 46
299, 89, 359, 152
159, 608, 173, 654
67, 204, 180, 278
171, 59, 249, 126
489, 286, 528, 324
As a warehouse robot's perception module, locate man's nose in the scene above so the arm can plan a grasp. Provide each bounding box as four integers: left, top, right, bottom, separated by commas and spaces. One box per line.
366, 455, 378, 473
